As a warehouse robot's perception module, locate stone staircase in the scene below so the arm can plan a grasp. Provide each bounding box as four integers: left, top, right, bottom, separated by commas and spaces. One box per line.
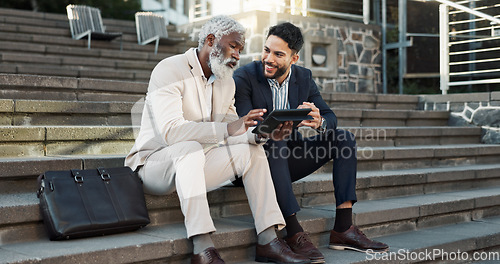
1, 7, 499, 264
0, 7, 194, 82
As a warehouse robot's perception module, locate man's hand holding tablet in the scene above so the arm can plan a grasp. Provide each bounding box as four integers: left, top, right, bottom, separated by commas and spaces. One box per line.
252, 108, 313, 141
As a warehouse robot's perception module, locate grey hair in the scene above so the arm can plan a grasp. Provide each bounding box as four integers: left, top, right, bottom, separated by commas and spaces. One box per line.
197, 15, 245, 50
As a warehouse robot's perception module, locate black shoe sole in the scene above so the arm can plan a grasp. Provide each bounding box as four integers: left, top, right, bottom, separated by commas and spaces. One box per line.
329, 244, 389, 253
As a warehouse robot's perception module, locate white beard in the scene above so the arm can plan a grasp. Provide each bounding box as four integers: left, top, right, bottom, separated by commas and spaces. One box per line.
208, 45, 237, 80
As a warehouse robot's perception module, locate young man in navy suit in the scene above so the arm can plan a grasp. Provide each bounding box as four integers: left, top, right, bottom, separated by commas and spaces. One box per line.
233, 22, 388, 263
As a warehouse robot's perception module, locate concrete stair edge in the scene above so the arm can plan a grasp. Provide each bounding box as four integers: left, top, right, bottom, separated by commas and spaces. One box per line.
2, 144, 500, 177
237, 216, 500, 264
2, 193, 500, 264
2, 167, 500, 243
0, 73, 147, 93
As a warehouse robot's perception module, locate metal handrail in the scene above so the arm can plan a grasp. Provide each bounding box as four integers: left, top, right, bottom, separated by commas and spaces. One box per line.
435, 0, 500, 25
438, 0, 500, 94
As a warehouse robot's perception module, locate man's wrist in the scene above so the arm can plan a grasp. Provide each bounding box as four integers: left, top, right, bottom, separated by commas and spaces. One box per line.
316, 117, 327, 133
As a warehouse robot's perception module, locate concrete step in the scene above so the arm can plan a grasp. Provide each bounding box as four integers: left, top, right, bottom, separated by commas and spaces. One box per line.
0, 7, 184, 39
1, 187, 499, 263
0, 20, 190, 46
0, 7, 143, 36
5, 139, 500, 194
321, 144, 500, 172
1, 143, 499, 178
0, 99, 138, 126
0, 8, 186, 45
0, 40, 176, 62
2, 163, 499, 243
0, 125, 481, 158
0, 8, 192, 54
0, 124, 484, 158
0, 125, 135, 157
344, 126, 481, 147
335, 108, 450, 127
0, 155, 125, 180
310, 163, 500, 204
322, 92, 420, 110
0, 52, 159, 71
0, 23, 161, 53
1, 62, 151, 82
0, 8, 69, 30
0, 40, 115, 64
237, 216, 500, 264
0, 30, 190, 55
0, 74, 146, 102
0, 98, 452, 128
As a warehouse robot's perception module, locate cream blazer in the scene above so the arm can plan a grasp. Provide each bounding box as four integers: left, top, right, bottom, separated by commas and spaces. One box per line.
126, 48, 258, 171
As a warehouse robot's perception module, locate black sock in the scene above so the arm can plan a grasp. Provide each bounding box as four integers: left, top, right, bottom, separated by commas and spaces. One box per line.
285, 214, 304, 238
333, 208, 352, 233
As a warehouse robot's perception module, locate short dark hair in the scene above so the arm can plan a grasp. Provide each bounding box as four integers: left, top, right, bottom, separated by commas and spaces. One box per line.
267, 22, 304, 53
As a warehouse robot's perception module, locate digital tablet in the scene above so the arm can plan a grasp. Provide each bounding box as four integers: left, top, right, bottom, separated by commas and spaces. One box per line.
252, 108, 313, 134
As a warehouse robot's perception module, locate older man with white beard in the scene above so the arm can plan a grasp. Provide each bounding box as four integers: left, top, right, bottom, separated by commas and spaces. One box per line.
125, 16, 311, 264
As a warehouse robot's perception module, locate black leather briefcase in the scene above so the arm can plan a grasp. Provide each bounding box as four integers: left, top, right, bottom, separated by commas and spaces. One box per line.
37, 167, 150, 240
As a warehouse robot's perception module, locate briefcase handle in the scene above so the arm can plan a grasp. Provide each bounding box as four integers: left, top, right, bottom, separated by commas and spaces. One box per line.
70, 168, 112, 183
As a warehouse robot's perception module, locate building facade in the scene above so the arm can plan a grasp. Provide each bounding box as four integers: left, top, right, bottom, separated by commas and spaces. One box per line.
144, 0, 382, 93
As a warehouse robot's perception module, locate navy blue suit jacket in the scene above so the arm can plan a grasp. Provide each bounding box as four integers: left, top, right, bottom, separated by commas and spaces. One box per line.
233, 61, 337, 131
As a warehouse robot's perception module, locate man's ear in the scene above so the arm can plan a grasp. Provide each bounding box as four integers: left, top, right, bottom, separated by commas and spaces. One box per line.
291, 52, 300, 65
206, 34, 215, 47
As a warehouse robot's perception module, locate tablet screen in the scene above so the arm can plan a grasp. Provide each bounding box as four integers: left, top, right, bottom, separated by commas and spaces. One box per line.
252, 108, 313, 134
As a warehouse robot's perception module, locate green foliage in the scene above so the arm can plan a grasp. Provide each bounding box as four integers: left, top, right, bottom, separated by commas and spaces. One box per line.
0, 0, 141, 21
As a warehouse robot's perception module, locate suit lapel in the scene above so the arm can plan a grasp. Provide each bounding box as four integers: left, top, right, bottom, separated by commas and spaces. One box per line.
186, 48, 210, 121
288, 65, 299, 109
211, 78, 225, 122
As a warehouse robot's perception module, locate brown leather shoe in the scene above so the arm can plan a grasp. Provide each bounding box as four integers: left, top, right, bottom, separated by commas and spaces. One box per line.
329, 225, 389, 253
191, 247, 225, 264
256, 237, 311, 263
285, 232, 325, 263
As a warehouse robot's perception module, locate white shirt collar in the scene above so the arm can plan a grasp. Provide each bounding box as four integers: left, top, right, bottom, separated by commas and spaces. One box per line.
194, 49, 216, 85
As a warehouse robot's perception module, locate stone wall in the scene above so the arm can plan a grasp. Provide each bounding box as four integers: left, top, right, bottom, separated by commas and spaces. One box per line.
179, 10, 382, 93
419, 92, 500, 144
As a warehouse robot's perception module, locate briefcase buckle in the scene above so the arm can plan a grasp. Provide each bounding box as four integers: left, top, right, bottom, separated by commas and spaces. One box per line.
101, 173, 111, 181
74, 175, 84, 183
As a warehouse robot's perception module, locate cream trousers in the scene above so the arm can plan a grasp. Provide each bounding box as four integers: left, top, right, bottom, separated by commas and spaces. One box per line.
137, 141, 285, 238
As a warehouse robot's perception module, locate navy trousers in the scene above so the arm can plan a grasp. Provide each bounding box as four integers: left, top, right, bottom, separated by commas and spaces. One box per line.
264, 128, 358, 217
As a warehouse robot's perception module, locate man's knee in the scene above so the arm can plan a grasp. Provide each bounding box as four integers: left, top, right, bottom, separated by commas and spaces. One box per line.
155, 141, 206, 167
335, 129, 356, 148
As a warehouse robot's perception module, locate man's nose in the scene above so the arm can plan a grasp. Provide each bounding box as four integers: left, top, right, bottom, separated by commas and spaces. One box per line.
263, 53, 274, 63
232, 50, 240, 61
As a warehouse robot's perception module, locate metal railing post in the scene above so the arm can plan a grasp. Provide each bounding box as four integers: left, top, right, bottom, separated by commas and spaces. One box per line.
439, 4, 449, 94
398, 0, 407, 94
363, 0, 370, 25
382, 0, 388, 94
